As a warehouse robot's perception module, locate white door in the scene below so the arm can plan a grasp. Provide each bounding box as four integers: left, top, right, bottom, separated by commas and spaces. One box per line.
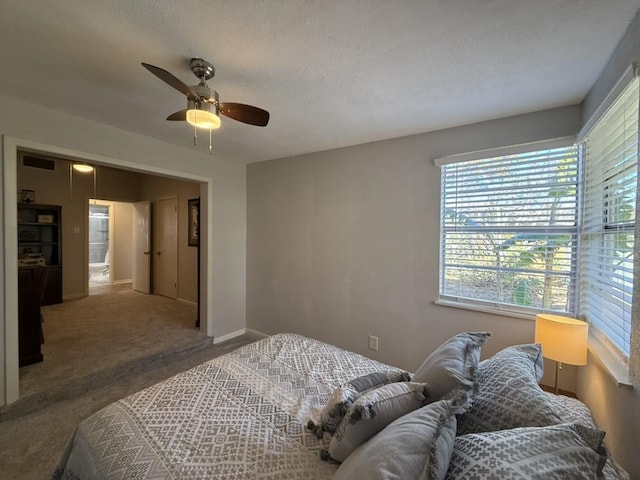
156, 197, 178, 299
132, 201, 151, 294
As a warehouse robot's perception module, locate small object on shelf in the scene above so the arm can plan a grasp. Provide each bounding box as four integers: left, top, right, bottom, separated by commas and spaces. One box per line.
37, 214, 54, 223
20, 189, 35, 203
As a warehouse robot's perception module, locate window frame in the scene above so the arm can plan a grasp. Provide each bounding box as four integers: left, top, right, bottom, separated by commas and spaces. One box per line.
436, 138, 580, 319
577, 72, 638, 374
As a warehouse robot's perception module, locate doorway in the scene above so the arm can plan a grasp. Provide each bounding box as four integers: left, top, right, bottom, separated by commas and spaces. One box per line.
5, 137, 211, 406
88, 201, 112, 287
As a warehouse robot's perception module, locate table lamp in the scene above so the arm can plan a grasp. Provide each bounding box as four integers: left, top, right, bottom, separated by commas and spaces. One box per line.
534, 314, 588, 394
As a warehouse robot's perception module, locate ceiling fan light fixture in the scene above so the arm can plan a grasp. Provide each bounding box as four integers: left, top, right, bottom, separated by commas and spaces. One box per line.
186, 101, 221, 130
72, 163, 94, 173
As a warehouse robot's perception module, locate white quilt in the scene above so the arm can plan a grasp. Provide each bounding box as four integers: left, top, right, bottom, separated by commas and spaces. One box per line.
53, 333, 403, 479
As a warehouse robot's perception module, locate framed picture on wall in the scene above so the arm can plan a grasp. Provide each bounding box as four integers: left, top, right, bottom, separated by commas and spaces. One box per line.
188, 198, 199, 247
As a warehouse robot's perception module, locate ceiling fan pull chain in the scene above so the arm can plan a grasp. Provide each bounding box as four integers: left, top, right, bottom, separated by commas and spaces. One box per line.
193, 113, 198, 145
209, 127, 213, 155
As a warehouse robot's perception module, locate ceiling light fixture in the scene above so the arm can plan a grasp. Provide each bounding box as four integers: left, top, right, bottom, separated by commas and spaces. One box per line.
186, 99, 221, 130
69, 163, 97, 198
72, 163, 94, 173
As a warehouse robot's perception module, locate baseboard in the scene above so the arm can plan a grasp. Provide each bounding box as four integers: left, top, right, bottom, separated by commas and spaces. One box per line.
112, 279, 132, 285
63, 293, 85, 301
246, 328, 268, 339
176, 298, 197, 306
213, 329, 247, 344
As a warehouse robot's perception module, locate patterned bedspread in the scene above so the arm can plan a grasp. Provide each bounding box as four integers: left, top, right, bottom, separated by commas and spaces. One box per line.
53, 333, 629, 479
52, 333, 404, 480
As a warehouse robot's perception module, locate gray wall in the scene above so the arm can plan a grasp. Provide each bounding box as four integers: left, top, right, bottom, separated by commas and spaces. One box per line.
247, 105, 580, 372
246, 14, 640, 476
247, 96, 640, 476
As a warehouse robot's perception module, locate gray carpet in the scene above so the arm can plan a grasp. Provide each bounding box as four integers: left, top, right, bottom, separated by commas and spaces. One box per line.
0, 286, 261, 480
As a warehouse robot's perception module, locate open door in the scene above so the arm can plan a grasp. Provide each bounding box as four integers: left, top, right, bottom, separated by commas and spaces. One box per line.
132, 201, 151, 294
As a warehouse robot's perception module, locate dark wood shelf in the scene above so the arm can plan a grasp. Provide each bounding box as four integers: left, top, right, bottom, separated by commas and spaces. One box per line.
18, 222, 60, 227
17, 203, 63, 368
18, 203, 62, 305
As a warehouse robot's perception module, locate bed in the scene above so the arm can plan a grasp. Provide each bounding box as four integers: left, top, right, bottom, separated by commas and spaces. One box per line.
53, 333, 629, 479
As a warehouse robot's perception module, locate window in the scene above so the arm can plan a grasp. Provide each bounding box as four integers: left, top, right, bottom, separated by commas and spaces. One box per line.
438, 143, 579, 314
579, 76, 638, 360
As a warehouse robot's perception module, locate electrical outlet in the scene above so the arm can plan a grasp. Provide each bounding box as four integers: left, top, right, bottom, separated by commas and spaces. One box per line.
368, 335, 379, 351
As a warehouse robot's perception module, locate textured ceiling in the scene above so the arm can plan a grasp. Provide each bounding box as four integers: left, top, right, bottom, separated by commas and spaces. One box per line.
0, 1, 639, 163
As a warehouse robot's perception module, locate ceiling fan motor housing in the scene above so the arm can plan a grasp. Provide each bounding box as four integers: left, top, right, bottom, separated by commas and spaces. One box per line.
190, 58, 215, 81
190, 84, 219, 106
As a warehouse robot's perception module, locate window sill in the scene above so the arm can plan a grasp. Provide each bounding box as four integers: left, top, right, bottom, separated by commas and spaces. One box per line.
433, 298, 536, 321
587, 331, 633, 388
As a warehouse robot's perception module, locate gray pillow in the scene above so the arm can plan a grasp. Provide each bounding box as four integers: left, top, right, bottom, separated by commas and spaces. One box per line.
411, 332, 491, 402
308, 370, 410, 437
333, 400, 457, 480
327, 382, 430, 462
446, 423, 607, 480
456, 343, 562, 435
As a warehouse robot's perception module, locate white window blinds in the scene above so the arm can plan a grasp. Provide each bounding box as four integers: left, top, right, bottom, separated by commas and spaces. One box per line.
439, 144, 579, 313
580, 76, 639, 359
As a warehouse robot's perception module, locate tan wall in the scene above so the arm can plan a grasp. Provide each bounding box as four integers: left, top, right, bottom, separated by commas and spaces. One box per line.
139, 175, 201, 303
17, 158, 140, 298
17, 158, 199, 302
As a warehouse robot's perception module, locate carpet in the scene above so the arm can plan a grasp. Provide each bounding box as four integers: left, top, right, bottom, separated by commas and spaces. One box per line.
0, 286, 262, 480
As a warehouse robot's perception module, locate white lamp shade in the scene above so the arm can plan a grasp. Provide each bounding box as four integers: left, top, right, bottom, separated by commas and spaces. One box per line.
535, 314, 588, 365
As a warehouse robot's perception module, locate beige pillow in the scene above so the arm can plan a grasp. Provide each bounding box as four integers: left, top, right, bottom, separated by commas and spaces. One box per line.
327, 382, 430, 462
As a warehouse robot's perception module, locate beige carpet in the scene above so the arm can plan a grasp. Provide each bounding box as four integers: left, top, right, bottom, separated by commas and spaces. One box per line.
0, 285, 262, 480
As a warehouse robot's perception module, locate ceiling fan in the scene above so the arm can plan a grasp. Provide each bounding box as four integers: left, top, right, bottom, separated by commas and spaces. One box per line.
142, 58, 270, 132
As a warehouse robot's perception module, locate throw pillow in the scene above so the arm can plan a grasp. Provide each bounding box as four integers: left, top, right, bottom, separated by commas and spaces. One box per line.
308, 370, 410, 437
333, 399, 457, 480
327, 381, 430, 462
456, 343, 562, 435
411, 331, 491, 402
446, 423, 607, 480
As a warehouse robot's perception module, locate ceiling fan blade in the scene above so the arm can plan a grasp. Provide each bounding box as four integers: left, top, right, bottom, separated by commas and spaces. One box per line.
219, 102, 270, 126
166, 109, 187, 121
142, 63, 199, 99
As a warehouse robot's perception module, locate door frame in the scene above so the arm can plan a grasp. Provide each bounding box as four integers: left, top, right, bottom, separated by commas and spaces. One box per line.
2, 136, 213, 405
88, 199, 115, 289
